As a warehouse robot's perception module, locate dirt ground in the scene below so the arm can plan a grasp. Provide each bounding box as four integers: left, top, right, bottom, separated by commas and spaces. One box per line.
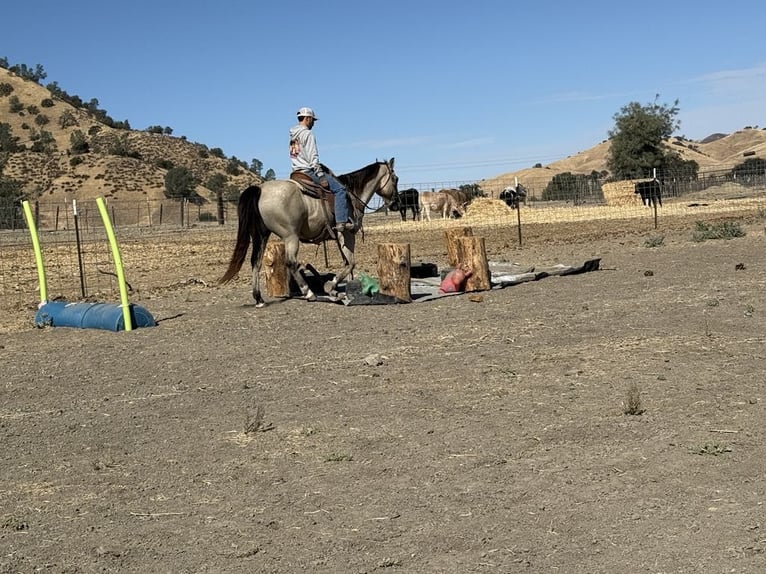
2, 212, 766, 573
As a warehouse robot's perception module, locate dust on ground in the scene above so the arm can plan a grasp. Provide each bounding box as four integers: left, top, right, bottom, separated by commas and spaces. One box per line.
2, 213, 765, 573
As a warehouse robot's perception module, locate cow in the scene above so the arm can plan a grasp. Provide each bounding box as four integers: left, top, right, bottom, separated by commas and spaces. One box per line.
635, 179, 662, 208
388, 188, 420, 221
418, 191, 465, 221
499, 183, 528, 209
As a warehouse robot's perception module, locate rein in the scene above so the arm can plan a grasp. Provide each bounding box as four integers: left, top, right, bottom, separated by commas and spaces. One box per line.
345, 162, 393, 217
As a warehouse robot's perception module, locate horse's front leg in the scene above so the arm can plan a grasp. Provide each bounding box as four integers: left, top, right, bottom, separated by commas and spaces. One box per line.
324, 233, 355, 298
283, 237, 316, 302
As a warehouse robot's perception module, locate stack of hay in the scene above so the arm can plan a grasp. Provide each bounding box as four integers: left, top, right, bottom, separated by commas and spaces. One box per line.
464, 198, 513, 218
602, 179, 649, 206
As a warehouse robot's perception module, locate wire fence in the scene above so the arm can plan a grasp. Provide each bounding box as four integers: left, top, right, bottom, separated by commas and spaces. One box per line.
2, 168, 765, 333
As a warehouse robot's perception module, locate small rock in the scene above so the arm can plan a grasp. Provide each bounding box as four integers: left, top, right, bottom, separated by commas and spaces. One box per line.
363, 353, 384, 366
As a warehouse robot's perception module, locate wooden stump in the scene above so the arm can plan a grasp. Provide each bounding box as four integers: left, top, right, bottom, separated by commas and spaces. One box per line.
263, 241, 289, 297
458, 236, 491, 292
376, 243, 411, 302
444, 227, 474, 267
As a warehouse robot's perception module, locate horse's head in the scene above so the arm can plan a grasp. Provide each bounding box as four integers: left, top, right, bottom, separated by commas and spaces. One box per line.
377, 157, 398, 204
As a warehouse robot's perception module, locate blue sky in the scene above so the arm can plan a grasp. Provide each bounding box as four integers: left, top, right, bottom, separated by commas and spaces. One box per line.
3, 1, 765, 187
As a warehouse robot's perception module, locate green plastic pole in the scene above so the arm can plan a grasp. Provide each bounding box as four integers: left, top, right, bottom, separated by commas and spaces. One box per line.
21, 200, 48, 305
96, 197, 133, 331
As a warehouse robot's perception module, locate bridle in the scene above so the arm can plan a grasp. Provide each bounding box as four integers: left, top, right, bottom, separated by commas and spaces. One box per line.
348, 161, 397, 215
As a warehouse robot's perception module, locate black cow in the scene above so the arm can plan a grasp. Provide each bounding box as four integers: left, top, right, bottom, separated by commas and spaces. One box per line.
635, 179, 662, 208
389, 188, 420, 221
499, 183, 527, 209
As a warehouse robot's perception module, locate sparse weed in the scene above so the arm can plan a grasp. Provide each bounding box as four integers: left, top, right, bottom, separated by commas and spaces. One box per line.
644, 235, 665, 248
325, 452, 353, 462
622, 382, 645, 416
688, 441, 732, 456
691, 221, 746, 242
245, 405, 274, 434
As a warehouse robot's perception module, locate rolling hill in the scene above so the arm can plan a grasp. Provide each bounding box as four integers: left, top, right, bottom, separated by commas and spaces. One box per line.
0, 66, 261, 206
3, 64, 765, 204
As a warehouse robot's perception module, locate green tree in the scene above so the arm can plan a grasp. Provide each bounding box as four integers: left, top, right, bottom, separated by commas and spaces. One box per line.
607, 97, 681, 180
250, 158, 263, 176
164, 166, 198, 200
542, 172, 595, 202
205, 173, 227, 194
9, 95, 23, 113
0, 176, 25, 229
226, 157, 242, 175
29, 129, 56, 153
69, 130, 89, 155
0, 122, 21, 153
731, 157, 766, 185
264, 168, 276, 181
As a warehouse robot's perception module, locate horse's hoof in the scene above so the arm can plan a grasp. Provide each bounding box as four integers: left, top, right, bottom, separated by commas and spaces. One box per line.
305, 290, 317, 302
255, 301, 265, 308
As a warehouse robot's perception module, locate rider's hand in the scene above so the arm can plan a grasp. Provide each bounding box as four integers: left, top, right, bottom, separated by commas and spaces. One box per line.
319, 177, 329, 189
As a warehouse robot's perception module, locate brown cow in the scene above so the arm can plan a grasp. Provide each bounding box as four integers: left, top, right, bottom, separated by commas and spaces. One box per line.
418, 191, 465, 221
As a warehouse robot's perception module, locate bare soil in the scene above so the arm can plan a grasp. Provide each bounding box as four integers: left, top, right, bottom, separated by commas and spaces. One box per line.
2, 214, 766, 573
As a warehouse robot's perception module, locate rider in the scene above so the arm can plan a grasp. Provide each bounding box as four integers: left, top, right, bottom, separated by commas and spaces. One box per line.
289, 107, 353, 231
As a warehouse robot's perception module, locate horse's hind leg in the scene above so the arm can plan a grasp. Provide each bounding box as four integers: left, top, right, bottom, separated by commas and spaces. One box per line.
283, 236, 316, 302
250, 232, 270, 307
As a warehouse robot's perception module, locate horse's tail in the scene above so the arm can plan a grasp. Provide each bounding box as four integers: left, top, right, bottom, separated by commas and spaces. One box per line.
219, 185, 262, 284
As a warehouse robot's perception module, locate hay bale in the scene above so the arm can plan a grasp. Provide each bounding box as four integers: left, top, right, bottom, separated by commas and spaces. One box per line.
602, 180, 648, 206
464, 198, 512, 218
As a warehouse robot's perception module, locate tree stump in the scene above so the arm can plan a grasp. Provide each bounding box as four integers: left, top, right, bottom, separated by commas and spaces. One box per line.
376, 243, 411, 302
444, 227, 474, 267
263, 241, 289, 297
458, 236, 491, 292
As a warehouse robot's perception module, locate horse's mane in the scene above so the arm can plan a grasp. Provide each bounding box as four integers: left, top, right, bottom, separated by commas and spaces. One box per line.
324, 161, 389, 219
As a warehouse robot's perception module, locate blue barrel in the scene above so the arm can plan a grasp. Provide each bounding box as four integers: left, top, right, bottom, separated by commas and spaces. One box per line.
35, 301, 157, 331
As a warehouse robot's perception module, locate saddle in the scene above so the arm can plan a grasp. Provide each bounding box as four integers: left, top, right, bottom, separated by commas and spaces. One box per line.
289, 171, 337, 236
290, 171, 329, 200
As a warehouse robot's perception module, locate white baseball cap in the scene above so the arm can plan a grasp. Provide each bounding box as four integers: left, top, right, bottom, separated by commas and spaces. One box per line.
297, 107, 318, 120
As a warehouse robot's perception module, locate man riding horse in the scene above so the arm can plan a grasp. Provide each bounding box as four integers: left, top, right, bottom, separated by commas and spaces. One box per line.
289, 107, 355, 232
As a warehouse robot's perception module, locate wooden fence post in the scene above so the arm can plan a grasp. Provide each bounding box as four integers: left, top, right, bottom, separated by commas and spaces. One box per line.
377, 243, 411, 302
458, 236, 491, 292
263, 241, 289, 298
444, 227, 474, 267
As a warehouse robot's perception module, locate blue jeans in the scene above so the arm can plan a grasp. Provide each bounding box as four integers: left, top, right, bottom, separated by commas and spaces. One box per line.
305, 171, 350, 223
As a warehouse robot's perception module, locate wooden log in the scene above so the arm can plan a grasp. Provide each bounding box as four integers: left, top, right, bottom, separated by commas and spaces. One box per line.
263, 241, 289, 297
444, 227, 474, 267
458, 236, 491, 292
376, 243, 411, 302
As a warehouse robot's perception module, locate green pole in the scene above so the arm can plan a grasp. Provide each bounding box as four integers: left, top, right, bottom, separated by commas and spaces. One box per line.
21, 200, 48, 305
96, 197, 133, 331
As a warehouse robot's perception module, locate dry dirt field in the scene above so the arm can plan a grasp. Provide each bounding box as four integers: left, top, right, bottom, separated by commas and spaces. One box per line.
2, 208, 766, 573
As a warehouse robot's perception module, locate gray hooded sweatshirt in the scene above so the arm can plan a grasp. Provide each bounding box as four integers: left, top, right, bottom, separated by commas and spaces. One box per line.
289, 124, 324, 177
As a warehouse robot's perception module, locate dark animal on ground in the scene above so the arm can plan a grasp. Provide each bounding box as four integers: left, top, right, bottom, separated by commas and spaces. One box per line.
389, 188, 420, 221
635, 179, 662, 207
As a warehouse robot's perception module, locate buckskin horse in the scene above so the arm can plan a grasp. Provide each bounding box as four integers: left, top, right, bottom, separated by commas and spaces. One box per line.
220, 158, 398, 306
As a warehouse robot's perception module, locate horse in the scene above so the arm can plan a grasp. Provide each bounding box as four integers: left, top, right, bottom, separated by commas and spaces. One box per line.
220, 158, 398, 307
388, 187, 420, 221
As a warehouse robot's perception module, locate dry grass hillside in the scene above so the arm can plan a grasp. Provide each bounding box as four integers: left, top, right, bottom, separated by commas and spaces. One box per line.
0, 67, 261, 206
481, 128, 766, 192
4, 65, 765, 204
